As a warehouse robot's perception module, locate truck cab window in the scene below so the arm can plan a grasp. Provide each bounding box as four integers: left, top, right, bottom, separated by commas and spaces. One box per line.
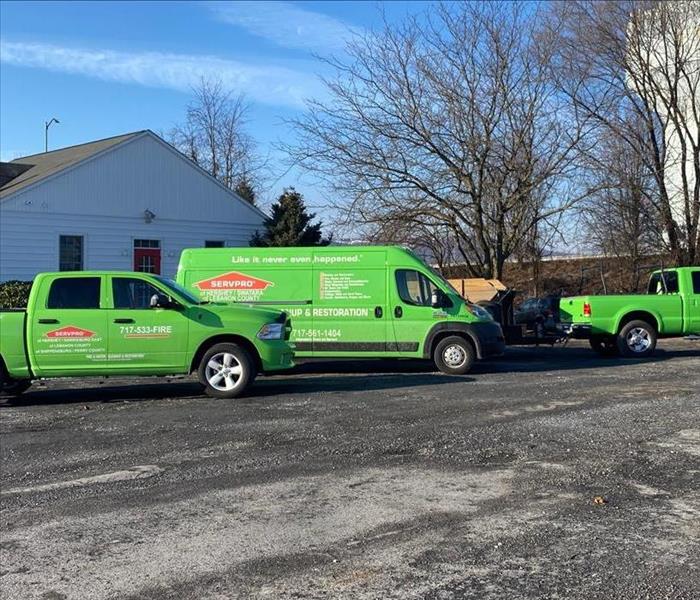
648, 271, 679, 294
692, 271, 700, 294
47, 277, 101, 309
113, 278, 163, 309
396, 270, 438, 306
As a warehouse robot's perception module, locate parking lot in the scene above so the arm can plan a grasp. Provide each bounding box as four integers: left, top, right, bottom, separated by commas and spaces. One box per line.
1, 339, 699, 600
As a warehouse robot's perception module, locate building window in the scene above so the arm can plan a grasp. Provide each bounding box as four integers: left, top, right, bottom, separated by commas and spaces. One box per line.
134, 239, 160, 249
205, 240, 225, 248
59, 235, 84, 271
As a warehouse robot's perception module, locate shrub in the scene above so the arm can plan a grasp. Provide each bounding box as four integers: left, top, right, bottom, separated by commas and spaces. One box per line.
0, 280, 33, 309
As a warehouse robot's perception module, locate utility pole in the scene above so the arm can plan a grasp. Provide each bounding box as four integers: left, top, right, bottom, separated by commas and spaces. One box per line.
44, 118, 60, 152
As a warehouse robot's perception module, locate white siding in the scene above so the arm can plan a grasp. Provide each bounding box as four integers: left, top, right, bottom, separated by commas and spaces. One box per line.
0, 133, 264, 281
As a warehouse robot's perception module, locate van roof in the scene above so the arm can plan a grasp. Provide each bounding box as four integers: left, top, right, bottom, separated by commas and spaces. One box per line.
178, 245, 422, 268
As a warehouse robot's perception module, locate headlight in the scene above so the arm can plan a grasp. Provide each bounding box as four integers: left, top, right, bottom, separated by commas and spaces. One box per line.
467, 304, 493, 320
257, 323, 284, 340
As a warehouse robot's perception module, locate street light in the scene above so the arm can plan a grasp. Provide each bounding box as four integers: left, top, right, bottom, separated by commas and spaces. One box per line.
44, 118, 60, 152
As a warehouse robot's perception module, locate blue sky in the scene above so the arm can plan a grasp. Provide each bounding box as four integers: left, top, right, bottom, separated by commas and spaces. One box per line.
0, 1, 432, 212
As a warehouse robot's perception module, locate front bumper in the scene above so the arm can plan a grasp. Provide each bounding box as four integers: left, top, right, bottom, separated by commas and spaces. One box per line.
257, 340, 295, 372
561, 323, 593, 339
473, 321, 506, 358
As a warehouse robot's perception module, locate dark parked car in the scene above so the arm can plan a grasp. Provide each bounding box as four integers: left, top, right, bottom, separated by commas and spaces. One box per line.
514, 296, 561, 335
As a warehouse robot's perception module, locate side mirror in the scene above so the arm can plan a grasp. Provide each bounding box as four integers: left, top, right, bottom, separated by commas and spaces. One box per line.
150, 293, 171, 309
431, 289, 446, 308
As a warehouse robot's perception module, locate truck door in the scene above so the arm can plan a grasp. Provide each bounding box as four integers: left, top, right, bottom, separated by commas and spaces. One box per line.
390, 269, 443, 356
30, 276, 109, 376
107, 276, 189, 371
688, 270, 700, 334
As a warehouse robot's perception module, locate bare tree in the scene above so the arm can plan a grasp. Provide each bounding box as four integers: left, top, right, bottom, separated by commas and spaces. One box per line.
285, 3, 592, 278
581, 120, 662, 290
170, 78, 261, 203
546, 0, 700, 265
365, 217, 461, 273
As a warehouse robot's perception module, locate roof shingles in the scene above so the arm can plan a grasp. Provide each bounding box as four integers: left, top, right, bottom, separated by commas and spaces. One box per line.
0, 131, 144, 199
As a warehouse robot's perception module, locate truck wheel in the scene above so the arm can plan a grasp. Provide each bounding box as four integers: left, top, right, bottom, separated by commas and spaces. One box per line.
0, 374, 32, 397
433, 336, 475, 375
0, 365, 31, 398
198, 343, 255, 399
616, 320, 657, 358
589, 336, 619, 356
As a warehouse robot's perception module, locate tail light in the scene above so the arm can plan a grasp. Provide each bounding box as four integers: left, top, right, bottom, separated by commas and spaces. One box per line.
583, 302, 591, 317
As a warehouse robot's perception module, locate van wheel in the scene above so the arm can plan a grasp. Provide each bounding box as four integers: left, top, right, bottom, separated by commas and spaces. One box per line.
589, 335, 619, 356
616, 320, 657, 358
433, 336, 475, 375
198, 343, 255, 399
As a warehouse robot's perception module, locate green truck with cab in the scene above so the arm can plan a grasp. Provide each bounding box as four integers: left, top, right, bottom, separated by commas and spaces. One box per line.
176, 245, 506, 374
560, 267, 700, 357
0, 272, 294, 398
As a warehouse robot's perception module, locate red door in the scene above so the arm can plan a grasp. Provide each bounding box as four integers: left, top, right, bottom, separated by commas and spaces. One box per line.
133, 240, 161, 274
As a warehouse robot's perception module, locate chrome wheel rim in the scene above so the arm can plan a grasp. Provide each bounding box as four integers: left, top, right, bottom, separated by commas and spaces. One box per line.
205, 352, 243, 391
443, 344, 467, 368
626, 327, 651, 353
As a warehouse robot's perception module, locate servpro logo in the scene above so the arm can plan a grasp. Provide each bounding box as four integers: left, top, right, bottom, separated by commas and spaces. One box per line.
45, 326, 95, 339
194, 272, 274, 291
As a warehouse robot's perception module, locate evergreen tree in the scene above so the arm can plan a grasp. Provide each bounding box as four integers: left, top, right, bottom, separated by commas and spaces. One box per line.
234, 177, 256, 205
250, 188, 331, 247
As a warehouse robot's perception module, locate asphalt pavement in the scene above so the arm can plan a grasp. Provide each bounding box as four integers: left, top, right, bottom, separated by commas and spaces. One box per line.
1, 340, 699, 600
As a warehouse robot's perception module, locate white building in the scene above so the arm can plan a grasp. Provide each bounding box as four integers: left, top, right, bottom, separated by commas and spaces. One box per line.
0, 130, 265, 281
627, 1, 699, 229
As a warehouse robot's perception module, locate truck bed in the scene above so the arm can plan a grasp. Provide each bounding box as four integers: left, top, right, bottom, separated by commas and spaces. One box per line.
0, 310, 29, 378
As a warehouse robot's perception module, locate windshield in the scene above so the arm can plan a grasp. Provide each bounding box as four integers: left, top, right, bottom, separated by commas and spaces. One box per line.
155, 276, 202, 304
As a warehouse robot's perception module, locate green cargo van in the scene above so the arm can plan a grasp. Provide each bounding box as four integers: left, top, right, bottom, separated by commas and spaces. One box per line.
176, 246, 505, 374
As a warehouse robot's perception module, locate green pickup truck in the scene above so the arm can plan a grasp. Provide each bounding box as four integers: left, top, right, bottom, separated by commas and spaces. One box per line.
0, 272, 294, 398
560, 267, 700, 357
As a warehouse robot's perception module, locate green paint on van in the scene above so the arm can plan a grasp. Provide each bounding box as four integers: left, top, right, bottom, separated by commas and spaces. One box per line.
177, 246, 505, 373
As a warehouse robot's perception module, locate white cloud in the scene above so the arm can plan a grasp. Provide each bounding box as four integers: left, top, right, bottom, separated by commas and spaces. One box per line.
207, 1, 359, 52
0, 40, 326, 108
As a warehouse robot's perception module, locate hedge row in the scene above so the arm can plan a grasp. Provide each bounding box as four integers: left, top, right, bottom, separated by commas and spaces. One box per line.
0, 280, 33, 309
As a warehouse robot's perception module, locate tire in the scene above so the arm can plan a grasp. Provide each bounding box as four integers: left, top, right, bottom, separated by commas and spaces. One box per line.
197, 343, 256, 399
616, 320, 657, 358
0, 364, 32, 398
433, 335, 475, 375
589, 335, 619, 357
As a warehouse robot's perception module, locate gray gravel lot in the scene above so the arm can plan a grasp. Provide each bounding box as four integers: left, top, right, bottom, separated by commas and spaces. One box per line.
1, 340, 699, 600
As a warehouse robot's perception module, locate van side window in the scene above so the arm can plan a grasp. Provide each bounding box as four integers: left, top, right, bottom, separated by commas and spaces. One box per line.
692, 271, 700, 294
647, 271, 679, 294
113, 278, 162, 309
396, 270, 438, 306
47, 277, 101, 309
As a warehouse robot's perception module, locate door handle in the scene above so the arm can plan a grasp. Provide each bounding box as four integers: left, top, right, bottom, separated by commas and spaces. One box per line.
113, 318, 135, 324
38, 318, 59, 324
394, 306, 403, 318
374, 306, 383, 318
